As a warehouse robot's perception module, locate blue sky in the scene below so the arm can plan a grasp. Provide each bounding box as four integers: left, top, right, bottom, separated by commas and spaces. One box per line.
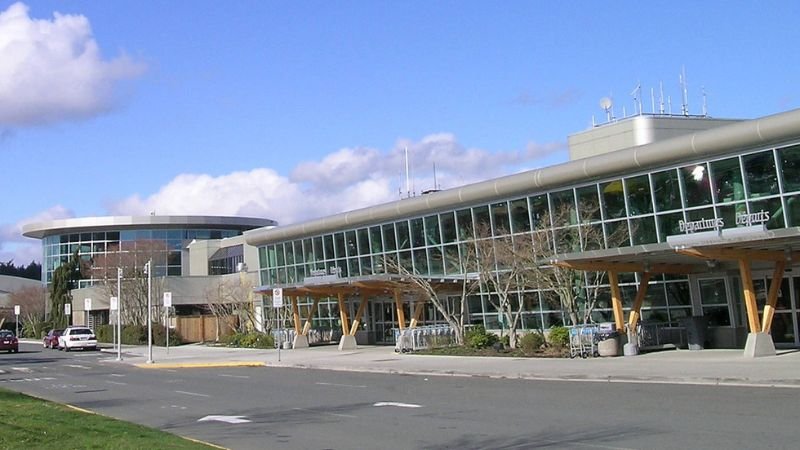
1, 1, 799, 264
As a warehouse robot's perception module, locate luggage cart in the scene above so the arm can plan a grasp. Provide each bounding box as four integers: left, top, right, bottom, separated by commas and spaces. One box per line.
394, 328, 413, 353
568, 325, 599, 358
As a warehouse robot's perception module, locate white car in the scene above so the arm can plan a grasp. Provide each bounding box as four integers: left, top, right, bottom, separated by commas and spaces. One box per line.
58, 326, 98, 352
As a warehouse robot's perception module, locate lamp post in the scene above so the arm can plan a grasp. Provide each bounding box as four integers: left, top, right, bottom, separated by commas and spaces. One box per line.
116, 267, 123, 361
144, 259, 153, 364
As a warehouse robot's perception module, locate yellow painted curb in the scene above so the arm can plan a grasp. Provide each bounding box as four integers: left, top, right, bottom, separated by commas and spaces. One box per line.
135, 361, 266, 369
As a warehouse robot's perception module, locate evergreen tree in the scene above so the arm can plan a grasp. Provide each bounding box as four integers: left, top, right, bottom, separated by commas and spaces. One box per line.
48, 252, 82, 328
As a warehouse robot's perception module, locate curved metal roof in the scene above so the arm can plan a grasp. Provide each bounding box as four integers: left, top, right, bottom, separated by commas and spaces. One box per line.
22, 215, 276, 239
245, 108, 800, 247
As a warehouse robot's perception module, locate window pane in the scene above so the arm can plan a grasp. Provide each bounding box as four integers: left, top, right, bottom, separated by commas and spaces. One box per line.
630, 216, 657, 245
410, 218, 425, 248
652, 169, 682, 212
749, 197, 785, 229
369, 226, 383, 253
472, 206, 490, 232
657, 212, 684, 239
440, 212, 457, 243
601, 180, 626, 219
333, 233, 345, 258
550, 189, 576, 226
786, 195, 800, 227
424, 215, 441, 245
576, 185, 600, 221
744, 150, 779, 198
681, 163, 712, 207
456, 209, 473, 240
779, 145, 800, 192
382, 224, 397, 251
396, 221, 410, 249
529, 194, 549, 229
604, 220, 630, 248
509, 198, 531, 233
491, 202, 510, 234
625, 175, 653, 215
710, 157, 744, 203
345, 230, 357, 257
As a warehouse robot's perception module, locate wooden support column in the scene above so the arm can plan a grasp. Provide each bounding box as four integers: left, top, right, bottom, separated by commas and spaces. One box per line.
409, 300, 425, 328
301, 298, 320, 336
761, 260, 786, 333
394, 289, 406, 330
738, 258, 762, 333
627, 272, 652, 330
290, 297, 302, 334
608, 271, 625, 333
349, 297, 369, 336
337, 293, 350, 336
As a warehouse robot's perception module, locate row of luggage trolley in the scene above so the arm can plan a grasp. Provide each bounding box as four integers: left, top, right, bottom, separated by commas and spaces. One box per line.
567, 323, 617, 358
394, 324, 457, 353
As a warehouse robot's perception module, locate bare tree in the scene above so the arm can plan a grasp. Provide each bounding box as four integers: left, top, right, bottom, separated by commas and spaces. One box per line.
9, 285, 48, 337
204, 274, 259, 341
89, 240, 168, 326
473, 224, 532, 349
383, 243, 480, 346
518, 203, 628, 327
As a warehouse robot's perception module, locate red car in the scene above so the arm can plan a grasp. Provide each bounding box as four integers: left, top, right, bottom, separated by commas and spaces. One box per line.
0, 330, 19, 353
43, 329, 63, 349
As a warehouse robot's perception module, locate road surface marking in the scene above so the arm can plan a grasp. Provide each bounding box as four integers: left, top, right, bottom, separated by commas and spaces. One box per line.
64, 364, 91, 370
316, 382, 367, 388
105, 380, 127, 386
109, 373, 125, 377
373, 402, 423, 408
292, 407, 357, 419
219, 374, 250, 379
176, 390, 211, 398
11, 367, 32, 373
198, 415, 251, 424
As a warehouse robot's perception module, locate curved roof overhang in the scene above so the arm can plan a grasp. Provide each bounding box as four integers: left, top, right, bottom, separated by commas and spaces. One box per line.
246, 108, 800, 247
22, 215, 277, 239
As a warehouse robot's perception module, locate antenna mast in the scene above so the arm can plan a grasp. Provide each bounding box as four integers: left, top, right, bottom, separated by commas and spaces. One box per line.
680, 66, 689, 115
404, 146, 411, 198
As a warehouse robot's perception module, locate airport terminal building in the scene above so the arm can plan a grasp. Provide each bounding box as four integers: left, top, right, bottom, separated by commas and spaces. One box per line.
245, 108, 800, 355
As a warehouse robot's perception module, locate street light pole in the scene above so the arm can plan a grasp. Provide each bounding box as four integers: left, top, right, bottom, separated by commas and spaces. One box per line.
145, 259, 153, 364
117, 267, 123, 361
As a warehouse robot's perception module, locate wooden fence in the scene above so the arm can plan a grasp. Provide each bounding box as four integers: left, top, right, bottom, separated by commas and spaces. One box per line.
175, 315, 237, 343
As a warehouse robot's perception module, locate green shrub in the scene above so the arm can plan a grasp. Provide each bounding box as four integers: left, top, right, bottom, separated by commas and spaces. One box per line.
96, 325, 114, 343
121, 325, 147, 345
548, 326, 569, 348
224, 331, 274, 349
152, 324, 183, 346
520, 332, 545, 353
465, 325, 498, 349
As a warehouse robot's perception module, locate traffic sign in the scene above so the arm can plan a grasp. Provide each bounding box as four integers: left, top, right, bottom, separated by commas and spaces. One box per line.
14, 305, 20, 316
272, 288, 283, 307
84, 298, 92, 311
163, 292, 172, 307
110, 297, 118, 311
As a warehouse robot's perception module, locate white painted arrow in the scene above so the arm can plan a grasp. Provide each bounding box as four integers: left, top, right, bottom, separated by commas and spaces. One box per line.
198, 415, 251, 424
373, 402, 423, 408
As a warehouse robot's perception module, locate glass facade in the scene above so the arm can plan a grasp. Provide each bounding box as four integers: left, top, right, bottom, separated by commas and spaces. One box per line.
258, 140, 800, 336
43, 228, 242, 287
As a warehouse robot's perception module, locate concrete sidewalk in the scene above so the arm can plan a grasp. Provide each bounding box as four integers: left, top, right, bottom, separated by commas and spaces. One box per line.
93, 342, 800, 389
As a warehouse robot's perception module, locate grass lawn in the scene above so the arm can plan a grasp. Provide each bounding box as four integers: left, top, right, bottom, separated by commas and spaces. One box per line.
0, 388, 217, 449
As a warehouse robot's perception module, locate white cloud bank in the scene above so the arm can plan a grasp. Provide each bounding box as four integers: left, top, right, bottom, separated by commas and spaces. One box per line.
3, 134, 565, 263
0, 2, 145, 126
109, 134, 566, 225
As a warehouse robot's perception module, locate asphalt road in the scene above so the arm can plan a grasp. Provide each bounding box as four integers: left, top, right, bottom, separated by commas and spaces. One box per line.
1, 342, 798, 450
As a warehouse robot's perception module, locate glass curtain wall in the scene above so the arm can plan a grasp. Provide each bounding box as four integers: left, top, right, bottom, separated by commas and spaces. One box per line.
259, 141, 800, 331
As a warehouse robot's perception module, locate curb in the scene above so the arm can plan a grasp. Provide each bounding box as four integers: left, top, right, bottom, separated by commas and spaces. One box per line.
134, 361, 266, 369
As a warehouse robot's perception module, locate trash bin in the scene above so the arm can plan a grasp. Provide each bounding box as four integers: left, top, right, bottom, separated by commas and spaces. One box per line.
680, 316, 708, 350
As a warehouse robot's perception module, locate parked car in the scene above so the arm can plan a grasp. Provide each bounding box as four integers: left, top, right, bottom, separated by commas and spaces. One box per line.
0, 330, 19, 353
58, 327, 97, 352
42, 329, 64, 349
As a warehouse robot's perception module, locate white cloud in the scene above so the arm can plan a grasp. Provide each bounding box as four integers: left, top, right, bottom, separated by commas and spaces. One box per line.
109, 134, 566, 226
0, 2, 145, 126
0, 205, 74, 264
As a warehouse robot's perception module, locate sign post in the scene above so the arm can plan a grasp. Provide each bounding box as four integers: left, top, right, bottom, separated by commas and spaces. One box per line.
163, 292, 172, 354
273, 288, 283, 362
14, 305, 20, 337
110, 296, 118, 355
